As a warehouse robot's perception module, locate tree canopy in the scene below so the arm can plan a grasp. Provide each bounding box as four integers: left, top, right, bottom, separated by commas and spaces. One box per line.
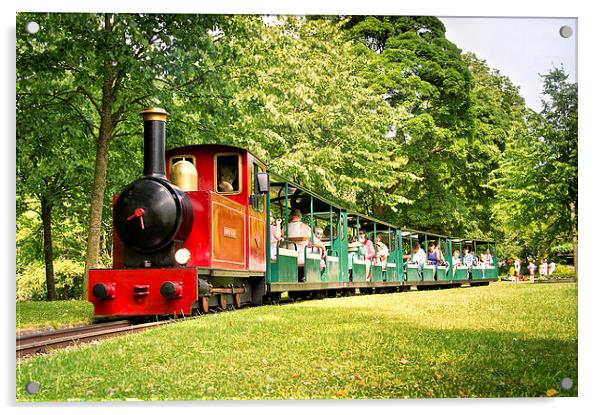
491, 67, 577, 269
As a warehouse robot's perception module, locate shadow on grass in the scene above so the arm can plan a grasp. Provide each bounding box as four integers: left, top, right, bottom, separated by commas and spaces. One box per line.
263, 303, 578, 399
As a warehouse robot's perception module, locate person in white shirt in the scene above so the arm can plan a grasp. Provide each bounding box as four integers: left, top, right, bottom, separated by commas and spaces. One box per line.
548, 261, 556, 275
412, 241, 427, 267
286, 209, 311, 265
539, 259, 548, 277
514, 258, 521, 279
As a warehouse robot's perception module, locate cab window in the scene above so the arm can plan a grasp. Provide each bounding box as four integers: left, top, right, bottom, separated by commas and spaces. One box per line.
215, 154, 241, 194
251, 162, 265, 212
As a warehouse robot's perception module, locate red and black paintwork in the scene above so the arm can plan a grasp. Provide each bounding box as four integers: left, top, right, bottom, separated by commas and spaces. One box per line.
89, 267, 198, 316
89, 109, 267, 316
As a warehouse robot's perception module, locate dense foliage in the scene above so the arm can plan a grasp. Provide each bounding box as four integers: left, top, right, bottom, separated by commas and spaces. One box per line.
491, 68, 577, 269
16, 14, 577, 300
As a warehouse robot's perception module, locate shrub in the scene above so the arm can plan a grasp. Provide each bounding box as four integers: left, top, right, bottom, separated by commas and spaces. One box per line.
554, 264, 575, 274
16, 259, 84, 301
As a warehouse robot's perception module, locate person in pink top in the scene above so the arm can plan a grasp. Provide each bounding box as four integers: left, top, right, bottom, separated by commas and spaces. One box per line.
359, 229, 375, 280
359, 229, 375, 260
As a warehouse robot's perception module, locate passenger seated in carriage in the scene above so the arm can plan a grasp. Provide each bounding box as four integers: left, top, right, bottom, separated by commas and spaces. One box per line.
411, 240, 427, 267
309, 226, 327, 271
452, 250, 461, 273
375, 234, 389, 271
269, 213, 283, 261
427, 242, 438, 265
485, 249, 493, 266
359, 229, 375, 280
479, 251, 489, 267
434, 240, 449, 273
286, 209, 311, 266
347, 235, 366, 273
463, 247, 475, 270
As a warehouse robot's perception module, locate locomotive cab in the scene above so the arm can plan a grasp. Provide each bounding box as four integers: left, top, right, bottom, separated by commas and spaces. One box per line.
162, 144, 268, 273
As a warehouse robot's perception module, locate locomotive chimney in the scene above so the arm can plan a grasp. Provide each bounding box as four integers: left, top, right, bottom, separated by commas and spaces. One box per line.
141, 107, 170, 178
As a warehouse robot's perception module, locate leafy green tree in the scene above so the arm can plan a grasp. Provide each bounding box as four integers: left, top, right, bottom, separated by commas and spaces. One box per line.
16, 13, 257, 297
342, 16, 478, 235
16, 70, 94, 300
538, 68, 578, 272
462, 53, 527, 240
491, 68, 577, 270
203, 17, 400, 209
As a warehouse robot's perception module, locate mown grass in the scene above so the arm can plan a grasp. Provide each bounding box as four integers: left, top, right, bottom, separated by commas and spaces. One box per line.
16, 300, 93, 331
16, 282, 577, 401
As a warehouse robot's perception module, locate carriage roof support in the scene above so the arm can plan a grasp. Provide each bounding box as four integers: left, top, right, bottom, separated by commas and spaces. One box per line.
329, 205, 333, 246
284, 182, 289, 246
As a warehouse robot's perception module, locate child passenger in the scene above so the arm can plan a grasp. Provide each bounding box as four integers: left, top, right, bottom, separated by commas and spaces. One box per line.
452, 250, 461, 274
375, 234, 389, 271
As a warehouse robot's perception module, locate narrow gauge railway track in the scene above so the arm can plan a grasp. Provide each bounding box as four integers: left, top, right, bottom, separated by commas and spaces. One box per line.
16, 301, 256, 360
16, 319, 174, 359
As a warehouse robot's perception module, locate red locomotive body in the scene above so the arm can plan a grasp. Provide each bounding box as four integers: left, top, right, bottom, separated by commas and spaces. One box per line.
89, 109, 268, 316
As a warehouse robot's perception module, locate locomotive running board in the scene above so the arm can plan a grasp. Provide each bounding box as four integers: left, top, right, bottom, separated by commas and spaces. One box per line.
196, 268, 265, 278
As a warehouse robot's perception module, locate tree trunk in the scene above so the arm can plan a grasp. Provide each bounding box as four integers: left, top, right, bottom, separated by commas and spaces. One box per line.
569, 200, 578, 279
41, 197, 56, 301
82, 14, 116, 299
83, 86, 114, 299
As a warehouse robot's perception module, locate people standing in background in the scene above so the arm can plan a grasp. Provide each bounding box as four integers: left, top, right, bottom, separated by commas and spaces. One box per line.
514, 258, 521, 283
548, 260, 556, 275
540, 259, 548, 278
528, 260, 537, 283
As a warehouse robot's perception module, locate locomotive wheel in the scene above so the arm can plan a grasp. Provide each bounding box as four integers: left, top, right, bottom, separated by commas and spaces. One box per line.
219, 294, 228, 310
200, 297, 209, 314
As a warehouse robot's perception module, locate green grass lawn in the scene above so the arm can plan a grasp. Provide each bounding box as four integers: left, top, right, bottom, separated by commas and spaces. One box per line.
16, 300, 93, 332
16, 282, 577, 401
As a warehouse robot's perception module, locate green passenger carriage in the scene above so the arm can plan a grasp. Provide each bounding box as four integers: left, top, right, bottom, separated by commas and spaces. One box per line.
263, 170, 498, 297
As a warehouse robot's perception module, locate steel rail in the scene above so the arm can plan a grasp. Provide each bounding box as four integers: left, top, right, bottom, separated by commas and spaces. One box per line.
16, 319, 173, 359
